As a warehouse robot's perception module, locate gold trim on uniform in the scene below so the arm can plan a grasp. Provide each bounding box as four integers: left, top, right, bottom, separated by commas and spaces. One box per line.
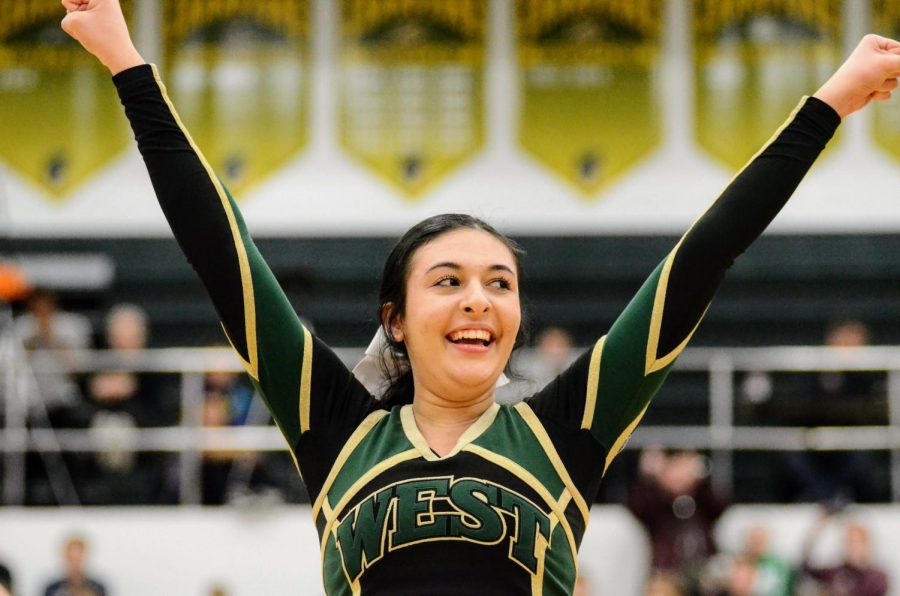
400, 402, 500, 461
581, 336, 606, 430
728, 98, 810, 186
604, 401, 650, 474
514, 402, 590, 526
299, 326, 313, 433
447, 402, 500, 456
400, 405, 440, 462
644, 246, 709, 375
531, 532, 551, 596
644, 99, 808, 377
320, 449, 423, 561
150, 64, 259, 380
463, 443, 579, 577
311, 409, 390, 520
558, 490, 572, 512
644, 246, 675, 375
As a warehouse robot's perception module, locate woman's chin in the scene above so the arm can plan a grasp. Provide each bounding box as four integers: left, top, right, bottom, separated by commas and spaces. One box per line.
445, 369, 502, 395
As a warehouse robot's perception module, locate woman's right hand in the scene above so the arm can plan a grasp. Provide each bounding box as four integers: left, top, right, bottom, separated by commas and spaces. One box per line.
61, 0, 144, 75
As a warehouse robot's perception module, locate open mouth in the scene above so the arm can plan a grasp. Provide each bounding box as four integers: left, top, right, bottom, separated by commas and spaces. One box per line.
447, 329, 493, 348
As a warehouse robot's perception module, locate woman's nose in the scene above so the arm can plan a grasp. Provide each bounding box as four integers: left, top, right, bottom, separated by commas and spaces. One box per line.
460, 284, 490, 314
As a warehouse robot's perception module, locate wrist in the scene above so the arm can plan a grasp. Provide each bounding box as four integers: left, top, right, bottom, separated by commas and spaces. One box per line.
812, 84, 849, 119
812, 98, 847, 119
104, 46, 145, 76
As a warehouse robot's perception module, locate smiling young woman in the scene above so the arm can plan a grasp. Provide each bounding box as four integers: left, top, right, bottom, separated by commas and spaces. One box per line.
382, 225, 524, 455
60, 1, 900, 594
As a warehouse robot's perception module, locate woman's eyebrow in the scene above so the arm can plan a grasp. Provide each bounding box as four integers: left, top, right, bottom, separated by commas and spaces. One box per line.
425, 262, 515, 275
426, 261, 460, 273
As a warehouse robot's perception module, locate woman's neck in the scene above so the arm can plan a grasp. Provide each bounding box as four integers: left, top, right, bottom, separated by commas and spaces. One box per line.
411, 388, 495, 457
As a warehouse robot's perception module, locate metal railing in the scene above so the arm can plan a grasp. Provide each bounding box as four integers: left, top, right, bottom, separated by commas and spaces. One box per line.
3, 344, 900, 504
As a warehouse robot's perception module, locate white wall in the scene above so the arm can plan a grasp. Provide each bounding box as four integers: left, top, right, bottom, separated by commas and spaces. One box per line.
2, 505, 899, 596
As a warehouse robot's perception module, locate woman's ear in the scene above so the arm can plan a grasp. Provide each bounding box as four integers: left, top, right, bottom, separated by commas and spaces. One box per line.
381, 303, 404, 342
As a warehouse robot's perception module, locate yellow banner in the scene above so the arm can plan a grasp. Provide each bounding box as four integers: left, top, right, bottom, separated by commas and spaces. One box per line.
693, 0, 842, 170
0, 0, 133, 199
163, 0, 310, 197
339, 0, 486, 198
873, 0, 900, 161
516, 0, 662, 196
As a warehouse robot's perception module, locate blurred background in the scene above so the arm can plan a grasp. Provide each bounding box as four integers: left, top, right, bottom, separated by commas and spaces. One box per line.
3, 0, 900, 594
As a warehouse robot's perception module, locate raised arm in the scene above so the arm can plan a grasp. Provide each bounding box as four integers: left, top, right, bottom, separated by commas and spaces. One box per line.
527, 35, 900, 480
62, 0, 376, 495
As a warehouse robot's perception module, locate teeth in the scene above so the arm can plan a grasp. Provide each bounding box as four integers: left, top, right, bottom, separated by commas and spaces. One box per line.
449, 329, 492, 342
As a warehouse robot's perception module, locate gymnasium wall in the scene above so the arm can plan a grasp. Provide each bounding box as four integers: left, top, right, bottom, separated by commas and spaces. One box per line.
12, 233, 900, 349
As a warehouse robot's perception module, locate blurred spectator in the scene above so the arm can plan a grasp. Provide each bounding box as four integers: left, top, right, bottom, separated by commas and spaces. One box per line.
194, 349, 307, 505
702, 526, 792, 596
73, 303, 177, 504
720, 555, 756, 596
13, 288, 91, 420
204, 359, 255, 427
200, 385, 280, 505
627, 448, 729, 592
644, 571, 685, 596
91, 303, 178, 422
43, 535, 107, 596
783, 320, 885, 504
798, 513, 888, 596
740, 526, 792, 596
201, 388, 240, 504
800, 320, 886, 426
0, 561, 12, 596
502, 326, 577, 401
738, 320, 887, 503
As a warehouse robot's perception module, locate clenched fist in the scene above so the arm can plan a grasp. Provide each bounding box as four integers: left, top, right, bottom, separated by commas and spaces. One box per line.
61, 0, 144, 74
814, 34, 900, 118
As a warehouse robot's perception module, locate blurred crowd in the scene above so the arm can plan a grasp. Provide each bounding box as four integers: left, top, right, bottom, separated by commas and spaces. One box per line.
628, 447, 889, 596
0, 534, 231, 596
5, 287, 300, 507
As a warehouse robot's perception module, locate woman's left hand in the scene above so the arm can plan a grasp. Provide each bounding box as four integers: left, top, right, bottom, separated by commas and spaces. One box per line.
814, 34, 900, 119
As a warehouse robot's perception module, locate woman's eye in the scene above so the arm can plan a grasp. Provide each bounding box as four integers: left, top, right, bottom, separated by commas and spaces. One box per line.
435, 276, 459, 287
489, 278, 512, 290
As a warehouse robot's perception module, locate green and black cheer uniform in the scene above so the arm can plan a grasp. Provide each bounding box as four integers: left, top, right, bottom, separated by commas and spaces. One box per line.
113, 64, 839, 595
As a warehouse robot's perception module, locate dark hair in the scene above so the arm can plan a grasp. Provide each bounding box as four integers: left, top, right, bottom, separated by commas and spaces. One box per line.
377, 214, 527, 409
